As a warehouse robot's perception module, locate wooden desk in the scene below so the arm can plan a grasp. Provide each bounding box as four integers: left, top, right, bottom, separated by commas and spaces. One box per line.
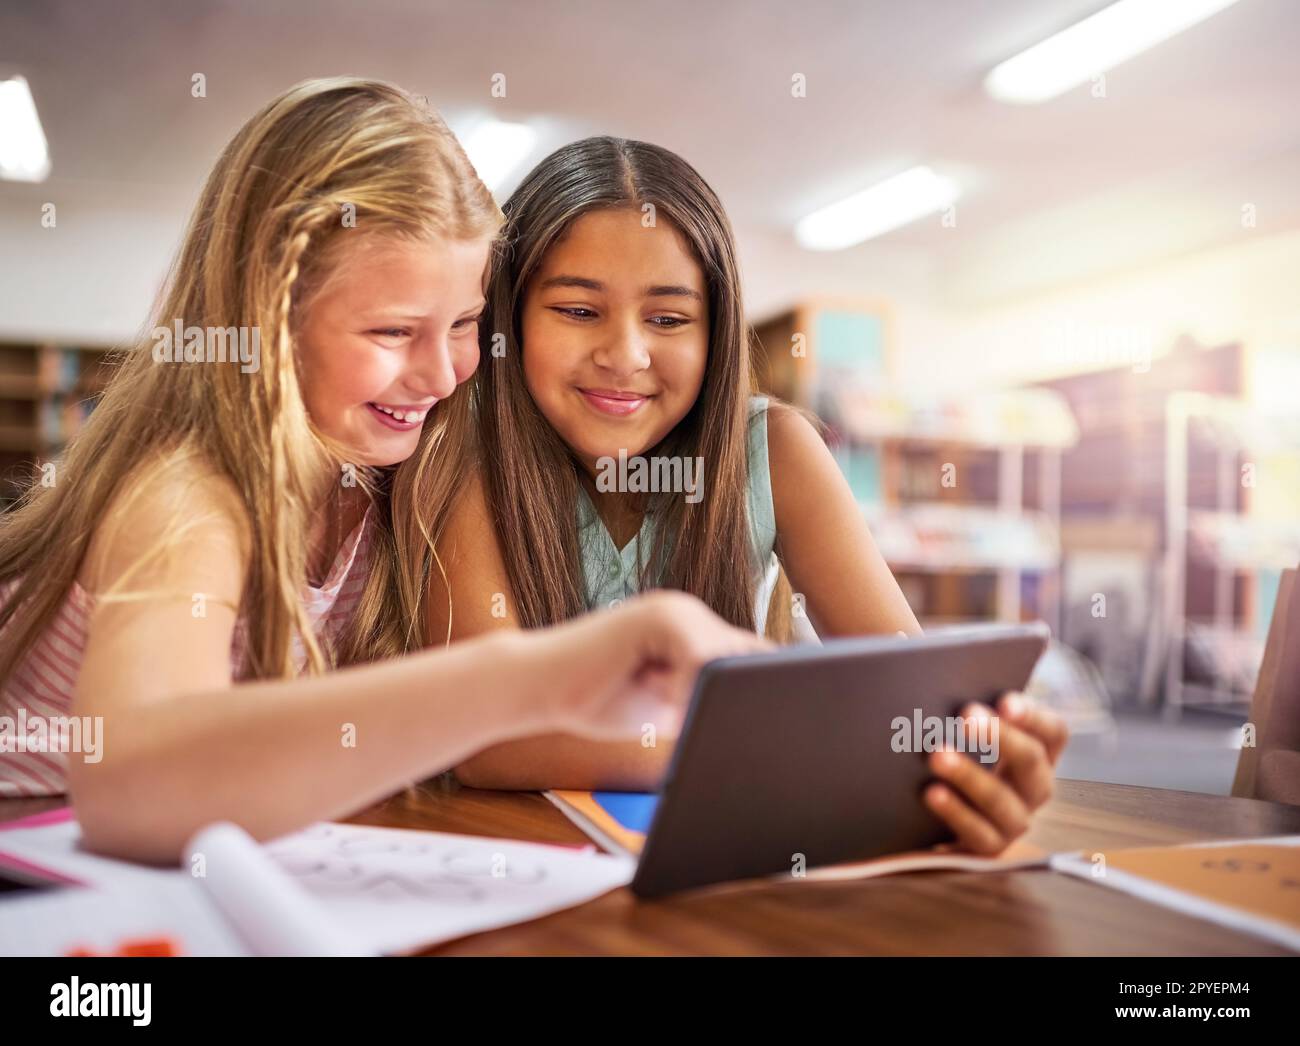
4, 778, 1298, 955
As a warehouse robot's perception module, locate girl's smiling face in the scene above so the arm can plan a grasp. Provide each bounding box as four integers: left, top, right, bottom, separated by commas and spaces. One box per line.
297, 231, 491, 468
520, 207, 709, 470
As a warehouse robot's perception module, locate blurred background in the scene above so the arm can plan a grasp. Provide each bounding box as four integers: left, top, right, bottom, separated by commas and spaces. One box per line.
2, 0, 1298, 797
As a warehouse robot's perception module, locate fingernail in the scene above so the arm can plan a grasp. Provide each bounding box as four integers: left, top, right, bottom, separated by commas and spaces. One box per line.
1004, 694, 1023, 717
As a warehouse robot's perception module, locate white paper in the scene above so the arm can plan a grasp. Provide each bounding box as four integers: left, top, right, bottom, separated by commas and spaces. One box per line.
0, 878, 249, 957
184, 822, 370, 956
260, 821, 636, 955
0, 812, 636, 956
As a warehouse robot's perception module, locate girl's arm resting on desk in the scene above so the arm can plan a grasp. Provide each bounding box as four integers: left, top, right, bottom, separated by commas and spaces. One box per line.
68, 473, 761, 863
428, 471, 678, 792
767, 405, 1069, 854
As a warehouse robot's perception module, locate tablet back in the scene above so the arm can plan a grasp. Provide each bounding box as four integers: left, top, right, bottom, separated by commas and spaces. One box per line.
630, 623, 1050, 898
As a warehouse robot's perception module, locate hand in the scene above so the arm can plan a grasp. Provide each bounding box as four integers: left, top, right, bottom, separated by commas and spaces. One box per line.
923, 692, 1069, 855
534, 591, 771, 742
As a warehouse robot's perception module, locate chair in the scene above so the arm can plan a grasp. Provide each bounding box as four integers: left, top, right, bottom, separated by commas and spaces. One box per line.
1231, 566, 1300, 805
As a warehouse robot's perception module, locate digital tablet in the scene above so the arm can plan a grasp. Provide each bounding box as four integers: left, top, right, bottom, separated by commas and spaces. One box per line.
629, 622, 1050, 898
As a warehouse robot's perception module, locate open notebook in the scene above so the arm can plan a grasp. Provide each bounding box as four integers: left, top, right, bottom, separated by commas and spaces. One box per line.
0, 809, 635, 956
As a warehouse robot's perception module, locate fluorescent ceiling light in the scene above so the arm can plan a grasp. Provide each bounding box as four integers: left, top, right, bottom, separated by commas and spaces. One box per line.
461, 119, 537, 191
985, 0, 1244, 104
795, 166, 960, 251
0, 75, 51, 182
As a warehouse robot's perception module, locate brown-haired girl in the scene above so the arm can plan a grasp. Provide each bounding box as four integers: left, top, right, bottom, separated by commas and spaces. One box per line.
429, 137, 1067, 854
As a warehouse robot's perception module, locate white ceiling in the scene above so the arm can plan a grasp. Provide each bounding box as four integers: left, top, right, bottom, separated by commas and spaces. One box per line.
1, 0, 1297, 328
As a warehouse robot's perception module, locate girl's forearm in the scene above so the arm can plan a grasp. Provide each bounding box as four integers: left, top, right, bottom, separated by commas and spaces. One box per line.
69, 630, 547, 863
453, 734, 673, 792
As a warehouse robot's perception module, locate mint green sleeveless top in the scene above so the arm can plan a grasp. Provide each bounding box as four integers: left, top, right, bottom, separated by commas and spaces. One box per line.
576, 395, 778, 625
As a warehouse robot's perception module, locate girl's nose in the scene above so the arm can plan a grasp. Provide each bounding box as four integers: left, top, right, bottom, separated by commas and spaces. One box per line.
593, 316, 651, 377
407, 335, 460, 400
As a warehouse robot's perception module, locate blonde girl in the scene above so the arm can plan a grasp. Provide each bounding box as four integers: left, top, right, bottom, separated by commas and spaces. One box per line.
0, 84, 765, 861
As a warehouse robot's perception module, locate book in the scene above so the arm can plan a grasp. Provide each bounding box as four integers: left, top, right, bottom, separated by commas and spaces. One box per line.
1050, 836, 1300, 952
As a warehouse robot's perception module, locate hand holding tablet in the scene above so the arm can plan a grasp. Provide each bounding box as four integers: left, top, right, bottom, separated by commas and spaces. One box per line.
631, 623, 1062, 897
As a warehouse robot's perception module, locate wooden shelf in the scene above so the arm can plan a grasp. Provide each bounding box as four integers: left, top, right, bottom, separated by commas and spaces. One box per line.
754, 302, 1071, 630
0, 342, 114, 498
0, 425, 44, 453
0, 374, 47, 399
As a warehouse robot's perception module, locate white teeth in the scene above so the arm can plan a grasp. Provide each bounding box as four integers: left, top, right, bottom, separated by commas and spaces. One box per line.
372, 404, 427, 423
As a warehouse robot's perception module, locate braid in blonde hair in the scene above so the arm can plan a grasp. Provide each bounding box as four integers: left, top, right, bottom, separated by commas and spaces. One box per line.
265, 225, 319, 676
0, 78, 502, 688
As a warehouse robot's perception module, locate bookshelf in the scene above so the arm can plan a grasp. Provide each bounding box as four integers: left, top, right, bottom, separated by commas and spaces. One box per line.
0, 341, 115, 509
1164, 392, 1300, 719
752, 302, 1078, 633
750, 302, 1117, 739
1028, 337, 1295, 714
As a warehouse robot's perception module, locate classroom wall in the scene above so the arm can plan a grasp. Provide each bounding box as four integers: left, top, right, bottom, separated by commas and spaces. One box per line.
0, 188, 183, 346
891, 226, 1300, 400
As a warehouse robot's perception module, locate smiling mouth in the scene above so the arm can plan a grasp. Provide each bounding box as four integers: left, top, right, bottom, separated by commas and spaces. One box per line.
577, 388, 655, 417
365, 401, 434, 430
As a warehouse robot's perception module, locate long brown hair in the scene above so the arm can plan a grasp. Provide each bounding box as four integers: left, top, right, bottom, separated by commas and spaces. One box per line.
473, 136, 761, 631
0, 77, 500, 682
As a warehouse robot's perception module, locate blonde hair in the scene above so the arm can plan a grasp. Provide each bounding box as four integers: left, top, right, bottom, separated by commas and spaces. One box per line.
0, 77, 501, 683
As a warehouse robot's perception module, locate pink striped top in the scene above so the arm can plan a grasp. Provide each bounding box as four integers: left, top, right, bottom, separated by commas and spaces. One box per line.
0, 509, 374, 798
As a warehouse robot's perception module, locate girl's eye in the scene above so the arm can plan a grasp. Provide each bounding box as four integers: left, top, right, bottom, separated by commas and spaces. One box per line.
370, 328, 411, 339
451, 315, 482, 331
649, 316, 688, 328
553, 306, 597, 320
